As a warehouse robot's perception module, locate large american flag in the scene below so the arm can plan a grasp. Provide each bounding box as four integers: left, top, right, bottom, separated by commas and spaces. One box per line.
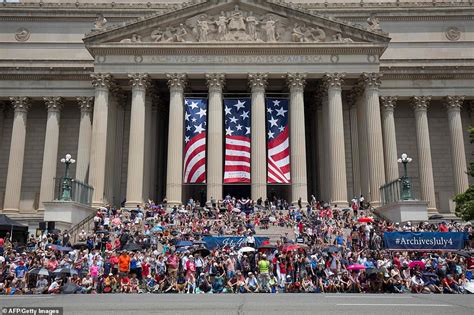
183, 98, 207, 183
266, 98, 291, 183
223, 98, 251, 183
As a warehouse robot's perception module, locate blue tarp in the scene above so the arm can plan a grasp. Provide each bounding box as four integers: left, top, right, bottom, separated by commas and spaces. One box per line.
202, 236, 269, 250
383, 232, 467, 251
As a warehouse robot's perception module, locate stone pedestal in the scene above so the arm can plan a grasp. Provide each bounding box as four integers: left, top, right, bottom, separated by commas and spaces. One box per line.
376, 200, 428, 223
43, 201, 96, 231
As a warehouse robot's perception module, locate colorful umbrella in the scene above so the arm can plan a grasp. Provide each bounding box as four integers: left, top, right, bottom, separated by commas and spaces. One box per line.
283, 244, 301, 252
238, 247, 256, 253
408, 261, 426, 269
347, 264, 366, 271
358, 217, 374, 223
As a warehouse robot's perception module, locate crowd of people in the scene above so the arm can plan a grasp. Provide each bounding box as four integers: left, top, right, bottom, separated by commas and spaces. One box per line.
0, 195, 473, 295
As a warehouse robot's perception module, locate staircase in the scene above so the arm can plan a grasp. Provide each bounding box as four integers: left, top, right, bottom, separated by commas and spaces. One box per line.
68, 211, 96, 243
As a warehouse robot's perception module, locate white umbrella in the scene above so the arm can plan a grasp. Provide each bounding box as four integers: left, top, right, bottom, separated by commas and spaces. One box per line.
178, 209, 188, 213
238, 247, 256, 253
464, 280, 474, 293
98, 206, 108, 212
232, 208, 241, 213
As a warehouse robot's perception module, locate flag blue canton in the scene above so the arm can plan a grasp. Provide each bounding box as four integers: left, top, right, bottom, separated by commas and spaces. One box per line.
224, 99, 251, 138
184, 98, 208, 143
266, 98, 289, 140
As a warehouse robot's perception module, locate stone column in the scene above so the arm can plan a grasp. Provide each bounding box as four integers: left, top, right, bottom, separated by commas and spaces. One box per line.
310, 97, 319, 198
320, 87, 330, 202
4, 97, 30, 212
0, 103, 5, 149
361, 73, 386, 207
38, 97, 62, 209
125, 73, 150, 207
356, 85, 369, 200
316, 100, 325, 201
75, 97, 93, 183
143, 89, 153, 202
412, 96, 437, 211
445, 96, 469, 195
380, 96, 399, 182
165, 73, 187, 206
89, 73, 112, 206
149, 93, 159, 202
348, 92, 361, 198
287, 73, 308, 205
206, 73, 225, 202
248, 73, 268, 202
323, 73, 348, 207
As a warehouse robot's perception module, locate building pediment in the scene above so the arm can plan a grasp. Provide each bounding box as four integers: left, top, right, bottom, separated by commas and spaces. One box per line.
84, 0, 390, 56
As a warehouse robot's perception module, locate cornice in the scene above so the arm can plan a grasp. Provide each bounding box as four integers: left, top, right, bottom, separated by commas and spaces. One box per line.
0, 67, 94, 81
87, 42, 387, 57
380, 65, 474, 80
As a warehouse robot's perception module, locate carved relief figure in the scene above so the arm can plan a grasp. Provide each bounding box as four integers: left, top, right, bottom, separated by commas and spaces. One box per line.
292, 23, 305, 42
332, 33, 353, 43
151, 28, 164, 42
305, 26, 326, 42
246, 11, 259, 41
367, 13, 381, 32
120, 33, 142, 43
195, 15, 210, 42
264, 17, 277, 42
174, 24, 188, 42
94, 13, 107, 30
228, 6, 246, 32
214, 11, 229, 40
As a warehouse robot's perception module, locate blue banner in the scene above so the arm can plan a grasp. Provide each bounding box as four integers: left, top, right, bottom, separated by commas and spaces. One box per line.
202, 236, 269, 250
384, 232, 467, 251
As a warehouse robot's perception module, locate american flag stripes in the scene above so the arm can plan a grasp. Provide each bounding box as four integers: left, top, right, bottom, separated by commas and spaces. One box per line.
183, 98, 207, 183
266, 98, 291, 184
223, 98, 251, 183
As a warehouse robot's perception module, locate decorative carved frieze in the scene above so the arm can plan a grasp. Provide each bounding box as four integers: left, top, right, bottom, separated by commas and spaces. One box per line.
115, 5, 360, 44
15, 27, 30, 42
77, 97, 94, 113
380, 96, 397, 112
322, 73, 345, 89
205, 73, 226, 91
411, 96, 431, 111
445, 26, 461, 41
90, 73, 112, 89
445, 95, 464, 111
286, 73, 306, 92
10, 97, 30, 112
128, 73, 151, 90
248, 73, 268, 91
43, 97, 63, 112
166, 73, 187, 91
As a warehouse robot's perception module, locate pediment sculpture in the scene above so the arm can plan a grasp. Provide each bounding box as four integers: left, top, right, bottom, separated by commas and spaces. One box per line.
118, 5, 359, 44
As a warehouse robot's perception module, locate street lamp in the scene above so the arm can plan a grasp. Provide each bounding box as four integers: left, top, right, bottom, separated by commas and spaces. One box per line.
397, 153, 413, 200
60, 153, 75, 201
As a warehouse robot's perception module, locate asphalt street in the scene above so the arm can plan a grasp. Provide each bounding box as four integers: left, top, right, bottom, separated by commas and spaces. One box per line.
1, 293, 473, 315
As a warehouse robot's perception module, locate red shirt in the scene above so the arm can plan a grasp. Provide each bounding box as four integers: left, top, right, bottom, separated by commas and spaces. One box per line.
439, 225, 449, 232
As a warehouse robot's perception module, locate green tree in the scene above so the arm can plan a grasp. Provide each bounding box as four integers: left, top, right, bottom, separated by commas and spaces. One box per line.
454, 127, 474, 221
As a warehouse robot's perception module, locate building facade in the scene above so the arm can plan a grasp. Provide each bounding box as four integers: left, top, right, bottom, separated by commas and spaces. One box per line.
0, 0, 473, 227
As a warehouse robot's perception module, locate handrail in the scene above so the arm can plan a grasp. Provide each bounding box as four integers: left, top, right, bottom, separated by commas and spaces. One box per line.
69, 211, 97, 243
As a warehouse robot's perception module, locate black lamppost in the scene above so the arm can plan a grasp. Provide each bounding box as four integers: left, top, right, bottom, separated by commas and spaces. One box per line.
60, 154, 75, 201
397, 153, 413, 200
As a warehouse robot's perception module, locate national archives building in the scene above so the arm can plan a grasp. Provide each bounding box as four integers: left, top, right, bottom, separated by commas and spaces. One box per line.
0, 0, 473, 227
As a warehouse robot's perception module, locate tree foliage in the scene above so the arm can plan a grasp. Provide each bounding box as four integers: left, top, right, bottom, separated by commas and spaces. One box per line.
454, 127, 474, 221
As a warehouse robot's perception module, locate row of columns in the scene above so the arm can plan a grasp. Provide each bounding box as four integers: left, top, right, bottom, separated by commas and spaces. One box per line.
316, 73, 469, 211
1, 72, 469, 211
3, 96, 93, 212
164, 72, 308, 206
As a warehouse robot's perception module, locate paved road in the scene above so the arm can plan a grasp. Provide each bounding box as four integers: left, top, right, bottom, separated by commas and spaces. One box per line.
1, 294, 473, 315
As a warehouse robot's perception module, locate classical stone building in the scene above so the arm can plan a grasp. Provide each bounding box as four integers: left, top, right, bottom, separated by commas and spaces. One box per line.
0, 0, 473, 228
